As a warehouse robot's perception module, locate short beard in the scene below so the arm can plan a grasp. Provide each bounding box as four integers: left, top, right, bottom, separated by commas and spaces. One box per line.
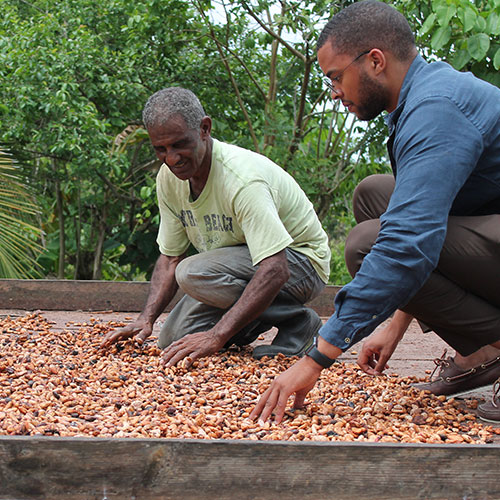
356, 70, 390, 121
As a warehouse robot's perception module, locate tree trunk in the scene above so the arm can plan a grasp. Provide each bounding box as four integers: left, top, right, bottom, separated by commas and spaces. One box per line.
53, 160, 65, 279
284, 58, 313, 168
92, 205, 107, 280
73, 186, 81, 280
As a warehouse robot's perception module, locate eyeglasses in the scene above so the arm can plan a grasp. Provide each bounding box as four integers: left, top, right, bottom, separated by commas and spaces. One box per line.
323, 50, 371, 95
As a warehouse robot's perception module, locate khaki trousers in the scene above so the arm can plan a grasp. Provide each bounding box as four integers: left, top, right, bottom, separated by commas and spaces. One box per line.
345, 174, 500, 356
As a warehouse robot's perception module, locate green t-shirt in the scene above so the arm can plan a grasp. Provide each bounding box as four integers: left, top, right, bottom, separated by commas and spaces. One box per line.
156, 138, 331, 283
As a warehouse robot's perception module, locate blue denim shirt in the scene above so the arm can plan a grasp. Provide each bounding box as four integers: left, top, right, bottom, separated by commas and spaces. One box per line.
319, 54, 500, 350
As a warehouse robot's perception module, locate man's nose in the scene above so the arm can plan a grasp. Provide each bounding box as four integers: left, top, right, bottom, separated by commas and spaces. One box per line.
165, 150, 180, 167
331, 88, 343, 99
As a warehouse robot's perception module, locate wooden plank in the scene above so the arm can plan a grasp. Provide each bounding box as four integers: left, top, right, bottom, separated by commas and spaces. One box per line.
308, 284, 341, 316
0, 279, 181, 313
0, 437, 499, 499
0, 279, 340, 315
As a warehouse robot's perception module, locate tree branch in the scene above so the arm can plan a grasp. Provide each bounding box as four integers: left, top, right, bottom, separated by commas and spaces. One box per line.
195, 0, 260, 152
240, 0, 306, 62
95, 171, 139, 204
15, 0, 47, 14
205, 36, 267, 100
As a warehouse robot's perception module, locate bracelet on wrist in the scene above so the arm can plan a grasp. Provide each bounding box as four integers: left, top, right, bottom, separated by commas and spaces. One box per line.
305, 339, 336, 369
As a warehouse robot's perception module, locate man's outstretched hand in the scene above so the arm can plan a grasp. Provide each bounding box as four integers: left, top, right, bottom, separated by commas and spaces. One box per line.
100, 318, 153, 349
356, 312, 411, 376
356, 330, 393, 376
249, 356, 323, 424
161, 330, 226, 368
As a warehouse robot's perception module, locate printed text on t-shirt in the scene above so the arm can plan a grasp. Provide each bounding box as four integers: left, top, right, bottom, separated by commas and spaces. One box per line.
177, 209, 234, 233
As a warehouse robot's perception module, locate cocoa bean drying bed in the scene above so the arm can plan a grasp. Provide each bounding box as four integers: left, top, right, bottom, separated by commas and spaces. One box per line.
0, 279, 499, 500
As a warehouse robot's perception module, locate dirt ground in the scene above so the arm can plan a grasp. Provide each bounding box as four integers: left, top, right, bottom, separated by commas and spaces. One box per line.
2, 308, 498, 440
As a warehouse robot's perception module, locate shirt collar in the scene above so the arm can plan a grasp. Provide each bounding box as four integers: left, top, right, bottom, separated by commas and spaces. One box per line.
384, 54, 426, 133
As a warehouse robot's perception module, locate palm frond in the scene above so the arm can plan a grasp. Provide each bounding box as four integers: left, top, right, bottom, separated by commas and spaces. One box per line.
0, 149, 44, 278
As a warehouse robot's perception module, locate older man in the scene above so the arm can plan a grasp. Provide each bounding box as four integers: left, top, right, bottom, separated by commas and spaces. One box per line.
102, 87, 330, 366
251, 0, 500, 424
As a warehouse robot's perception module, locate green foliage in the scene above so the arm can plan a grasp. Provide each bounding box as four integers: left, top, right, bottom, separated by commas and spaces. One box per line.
0, 0, 498, 285
0, 0, 206, 279
404, 0, 500, 86
329, 240, 351, 286
0, 148, 43, 278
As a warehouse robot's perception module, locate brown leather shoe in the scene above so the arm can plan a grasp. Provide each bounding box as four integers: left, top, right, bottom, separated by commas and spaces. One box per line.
478, 378, 500, 423
414, 351, 500, 397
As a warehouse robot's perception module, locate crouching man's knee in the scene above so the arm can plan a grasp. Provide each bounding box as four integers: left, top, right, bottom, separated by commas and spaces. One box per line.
174, 255, 205, 296
344, 219, 380, 278
352, 174, 394, 222
174, 253, 244, 308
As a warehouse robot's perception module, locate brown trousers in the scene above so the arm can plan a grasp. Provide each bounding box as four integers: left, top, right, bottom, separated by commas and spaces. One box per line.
345, 174, 500, 356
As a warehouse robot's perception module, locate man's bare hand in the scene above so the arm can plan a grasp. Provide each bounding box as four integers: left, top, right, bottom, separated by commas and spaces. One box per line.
357, 311, 411, 376
357, 326, 399, 375
161, 331, 225, 368
100, 318, 153, 349
249, 356, 323, 424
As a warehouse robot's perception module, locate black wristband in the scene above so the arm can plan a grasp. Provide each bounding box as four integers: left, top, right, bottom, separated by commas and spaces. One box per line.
305, 344, 336, 369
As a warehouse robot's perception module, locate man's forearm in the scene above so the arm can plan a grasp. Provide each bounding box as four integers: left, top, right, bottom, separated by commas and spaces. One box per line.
315, 311, 412, 362
210, 250, 289, 344
140, 253, 184, 324
317, 336, 343, 360
386, 310, 413, 339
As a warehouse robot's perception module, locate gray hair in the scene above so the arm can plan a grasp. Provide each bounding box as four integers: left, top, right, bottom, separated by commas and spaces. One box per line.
142, 87, 206, 130
317, 1, 415, 62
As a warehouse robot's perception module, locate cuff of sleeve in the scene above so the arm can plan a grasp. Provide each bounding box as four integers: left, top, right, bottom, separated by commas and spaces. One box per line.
318, 315, 368, 351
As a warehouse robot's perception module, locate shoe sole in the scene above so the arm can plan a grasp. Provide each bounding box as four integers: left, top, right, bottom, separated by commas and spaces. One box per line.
478, 415, 500, 424
416, 381, 497, 399
251, 319, 320, 359
251, 337, 314, 359
446, 381, 497, 399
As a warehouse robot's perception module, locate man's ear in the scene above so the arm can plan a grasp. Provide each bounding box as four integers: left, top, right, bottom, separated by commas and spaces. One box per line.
367, 48, 387, 75
200, 116, 212, 138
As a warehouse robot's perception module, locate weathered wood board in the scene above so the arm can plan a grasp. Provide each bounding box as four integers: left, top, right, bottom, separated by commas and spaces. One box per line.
0, 279, 341, 316
0, 436, 499, 500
